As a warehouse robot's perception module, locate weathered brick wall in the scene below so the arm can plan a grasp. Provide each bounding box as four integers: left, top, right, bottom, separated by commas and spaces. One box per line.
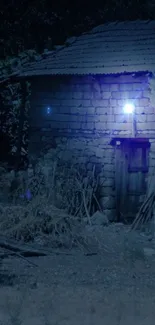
30, 73, 152, 147
29, 73, 153, 220
40, 136, 115, 220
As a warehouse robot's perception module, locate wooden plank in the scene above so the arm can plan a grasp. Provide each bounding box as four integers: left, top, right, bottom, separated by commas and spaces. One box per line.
115, 143, 122, 221
119, 142, 128, 219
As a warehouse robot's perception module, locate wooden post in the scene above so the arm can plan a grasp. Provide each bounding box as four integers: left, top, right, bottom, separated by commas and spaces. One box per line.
115, 141, 122, 222
131, 111, 137, 137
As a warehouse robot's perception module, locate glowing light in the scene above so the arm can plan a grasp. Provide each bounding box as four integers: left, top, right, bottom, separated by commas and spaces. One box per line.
47, 107, 51, 114
123, 102, 135, 114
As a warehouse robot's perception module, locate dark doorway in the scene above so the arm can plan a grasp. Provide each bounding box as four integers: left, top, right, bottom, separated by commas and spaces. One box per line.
114, 138, 150, 223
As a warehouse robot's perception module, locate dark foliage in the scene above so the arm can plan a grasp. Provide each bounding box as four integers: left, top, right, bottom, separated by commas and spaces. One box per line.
0, 0, 154, 57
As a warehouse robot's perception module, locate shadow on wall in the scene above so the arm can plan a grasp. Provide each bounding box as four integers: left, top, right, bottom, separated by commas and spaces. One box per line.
0, 131, 11, 163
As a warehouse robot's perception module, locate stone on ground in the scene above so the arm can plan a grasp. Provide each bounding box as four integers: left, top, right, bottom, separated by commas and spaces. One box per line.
143, 247, 155, 257
91, 210, 109, 226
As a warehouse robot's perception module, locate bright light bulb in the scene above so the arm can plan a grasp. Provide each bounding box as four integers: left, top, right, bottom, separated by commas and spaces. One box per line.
123, 102, 135, 114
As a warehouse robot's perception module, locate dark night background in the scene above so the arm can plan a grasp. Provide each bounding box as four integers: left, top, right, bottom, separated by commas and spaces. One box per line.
0, 0, 155, 169
1, 3, 155, 319
0, 0, 155, 58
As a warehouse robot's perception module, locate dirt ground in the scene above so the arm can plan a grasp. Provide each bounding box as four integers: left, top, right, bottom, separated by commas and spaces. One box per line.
1, 223, 155, 325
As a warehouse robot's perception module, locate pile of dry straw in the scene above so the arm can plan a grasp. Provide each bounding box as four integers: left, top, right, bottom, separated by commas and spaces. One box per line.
0, 161, 101, 249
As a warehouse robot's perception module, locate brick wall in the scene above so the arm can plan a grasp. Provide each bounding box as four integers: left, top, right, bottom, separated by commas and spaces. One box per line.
29, 73, 154, 220
39, 136, 116, 220
30, 74, 153, 143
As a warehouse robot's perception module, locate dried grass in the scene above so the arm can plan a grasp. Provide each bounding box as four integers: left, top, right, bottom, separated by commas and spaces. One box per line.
0, 161, 101, 249
131, 169, 155, 232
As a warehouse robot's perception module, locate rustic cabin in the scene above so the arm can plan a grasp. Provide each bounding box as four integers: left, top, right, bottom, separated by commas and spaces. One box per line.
19, 20, 155, 222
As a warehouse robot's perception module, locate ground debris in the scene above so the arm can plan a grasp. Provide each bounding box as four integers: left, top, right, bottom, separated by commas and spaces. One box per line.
91, 210, 109, 226
143, 247, 155, 257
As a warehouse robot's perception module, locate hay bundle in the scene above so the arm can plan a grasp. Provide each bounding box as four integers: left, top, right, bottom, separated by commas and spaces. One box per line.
0, 201, 78, 246
131, 172, 155, 231
0, 162, 101, 250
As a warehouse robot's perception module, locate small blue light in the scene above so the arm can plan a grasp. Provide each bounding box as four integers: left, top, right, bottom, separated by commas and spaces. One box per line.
47, 107, 51, 115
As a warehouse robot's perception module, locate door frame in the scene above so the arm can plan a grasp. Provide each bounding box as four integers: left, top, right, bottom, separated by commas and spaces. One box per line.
112, 138, 150, 222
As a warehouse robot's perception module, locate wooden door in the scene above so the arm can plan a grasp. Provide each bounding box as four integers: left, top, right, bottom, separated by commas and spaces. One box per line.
115, 139, 150, 223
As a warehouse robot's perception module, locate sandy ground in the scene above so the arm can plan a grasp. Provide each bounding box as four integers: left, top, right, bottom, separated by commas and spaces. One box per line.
1, 223, 155, 325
